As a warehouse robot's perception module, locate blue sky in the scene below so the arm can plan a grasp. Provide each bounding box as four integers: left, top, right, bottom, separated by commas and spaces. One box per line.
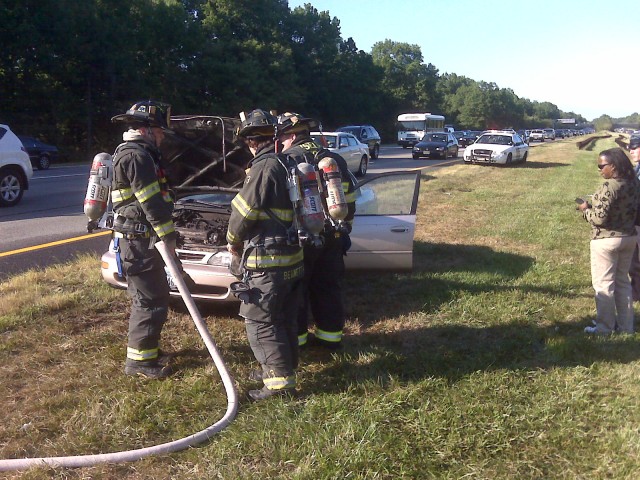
288, 0, 638, 121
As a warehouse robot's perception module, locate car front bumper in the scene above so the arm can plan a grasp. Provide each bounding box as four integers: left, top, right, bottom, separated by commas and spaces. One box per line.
464, 148, 506, 164
412, 148, 446, 158
101, 245, 239, 303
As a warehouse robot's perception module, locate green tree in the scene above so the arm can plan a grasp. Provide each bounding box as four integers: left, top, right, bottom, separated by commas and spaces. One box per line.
594, 115, 613, 132
198, 0, 302, 114
437, 73, 475, 127
371, 40, 440, 114
532, 101, 561, 126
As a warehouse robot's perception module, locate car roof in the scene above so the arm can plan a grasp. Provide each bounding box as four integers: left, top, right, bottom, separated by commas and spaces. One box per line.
311, 131, 351, 136
480, 130, 515, 135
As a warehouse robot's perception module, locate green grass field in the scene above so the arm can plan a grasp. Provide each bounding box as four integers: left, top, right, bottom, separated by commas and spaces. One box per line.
2, 134, 640, 479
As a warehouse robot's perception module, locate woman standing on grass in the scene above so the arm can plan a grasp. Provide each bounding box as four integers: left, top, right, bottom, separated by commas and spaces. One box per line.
577, 147, 640, 334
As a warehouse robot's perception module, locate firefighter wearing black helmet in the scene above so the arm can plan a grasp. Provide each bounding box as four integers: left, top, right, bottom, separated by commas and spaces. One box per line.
275, 112, 356, 350
226, 109, 304, 401
110, 100, 177, 379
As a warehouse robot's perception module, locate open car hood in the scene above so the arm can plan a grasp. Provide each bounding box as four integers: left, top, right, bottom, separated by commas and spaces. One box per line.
160, 115, 253, 191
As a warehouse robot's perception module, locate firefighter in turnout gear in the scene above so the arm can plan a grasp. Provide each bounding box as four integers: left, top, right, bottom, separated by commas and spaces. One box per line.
227, 109, 304, 401
111, 100, 177, 379
275, 112, 356, 350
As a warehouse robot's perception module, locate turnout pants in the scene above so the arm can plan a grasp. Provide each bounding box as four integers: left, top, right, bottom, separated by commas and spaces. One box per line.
240, 263, 303, 390
121, 237, 170, 363
297, 234, 346, 346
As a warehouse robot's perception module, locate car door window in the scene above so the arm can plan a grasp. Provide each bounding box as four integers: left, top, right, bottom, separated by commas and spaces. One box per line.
347, 171, 421, 271
339, 136, 349, 148
354, 171, 420, 216
347, 136, 357, 147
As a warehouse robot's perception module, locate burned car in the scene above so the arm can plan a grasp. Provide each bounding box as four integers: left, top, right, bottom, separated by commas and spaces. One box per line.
101, 115, 421, 302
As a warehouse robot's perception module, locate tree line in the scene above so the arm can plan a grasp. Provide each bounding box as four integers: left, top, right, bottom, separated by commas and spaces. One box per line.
0, 0, 627, 161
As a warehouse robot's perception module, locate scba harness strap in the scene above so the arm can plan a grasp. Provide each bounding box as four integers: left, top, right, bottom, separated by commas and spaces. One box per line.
112, 214, 151, 239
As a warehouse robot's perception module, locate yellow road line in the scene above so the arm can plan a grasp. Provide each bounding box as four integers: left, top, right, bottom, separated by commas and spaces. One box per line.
0, 230, 111, 258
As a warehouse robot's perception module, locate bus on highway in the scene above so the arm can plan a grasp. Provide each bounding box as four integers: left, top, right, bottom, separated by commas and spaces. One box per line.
396, 113, 445, 148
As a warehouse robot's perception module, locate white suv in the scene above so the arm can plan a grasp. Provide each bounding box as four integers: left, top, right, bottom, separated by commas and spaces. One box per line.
529, 129, 545, 142
0, 124, 33, 206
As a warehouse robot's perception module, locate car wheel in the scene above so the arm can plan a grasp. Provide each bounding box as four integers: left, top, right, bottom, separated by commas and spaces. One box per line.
521, 152, 528, 163
412, 154, 419, 159
506, 153, 513, 165
356, 155, 368, 177
371, 144, 379, 159
38, 154, 51, 170
0, 168, 25, 207
453, 147, 459, 158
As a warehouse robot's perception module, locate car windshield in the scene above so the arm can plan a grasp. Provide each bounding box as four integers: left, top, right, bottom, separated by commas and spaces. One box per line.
423, 134, 447, 142
178, 192, 236, 206
398, 121, 425, 131
478, 135, 511, 145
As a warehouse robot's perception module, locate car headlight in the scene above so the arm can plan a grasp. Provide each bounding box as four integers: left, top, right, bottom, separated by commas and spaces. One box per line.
492, 150, 506, 159
207, 250, 233, 267
436, 147, 444, 151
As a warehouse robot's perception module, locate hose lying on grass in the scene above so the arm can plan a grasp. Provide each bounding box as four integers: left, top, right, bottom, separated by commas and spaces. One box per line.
0, 240, 239, 472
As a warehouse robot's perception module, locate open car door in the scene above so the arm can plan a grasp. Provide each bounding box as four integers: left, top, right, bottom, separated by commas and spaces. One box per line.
346, 171, 421, 271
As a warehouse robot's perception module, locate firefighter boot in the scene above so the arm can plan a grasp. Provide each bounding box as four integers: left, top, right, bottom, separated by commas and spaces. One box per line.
308, 333, 342, 350
157, 349, 173, 366
125, 360, 173, 379
248, 386, 296, 401
248, 369, 263, 382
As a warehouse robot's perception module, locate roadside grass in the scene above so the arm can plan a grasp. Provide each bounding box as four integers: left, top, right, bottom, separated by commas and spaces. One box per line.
3, 136, 640, 479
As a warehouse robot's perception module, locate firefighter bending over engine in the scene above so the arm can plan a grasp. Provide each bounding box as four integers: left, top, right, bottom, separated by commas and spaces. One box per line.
226, 109, 304, 401
110, 100, 179, 379
275, 112, 356, 350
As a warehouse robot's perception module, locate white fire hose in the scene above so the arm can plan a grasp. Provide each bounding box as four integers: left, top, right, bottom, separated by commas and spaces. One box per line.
0, 241, 238, 472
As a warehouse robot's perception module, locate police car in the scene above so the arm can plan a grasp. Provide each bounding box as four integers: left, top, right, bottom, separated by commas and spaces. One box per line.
463, 130, 529, 166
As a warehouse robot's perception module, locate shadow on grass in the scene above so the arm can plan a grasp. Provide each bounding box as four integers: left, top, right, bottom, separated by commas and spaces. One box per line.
303, 240, 640, 392
303, 319, 640, 393
511, 161, 570, 169
346, 241, 544, 323
464, 161, 568, 169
